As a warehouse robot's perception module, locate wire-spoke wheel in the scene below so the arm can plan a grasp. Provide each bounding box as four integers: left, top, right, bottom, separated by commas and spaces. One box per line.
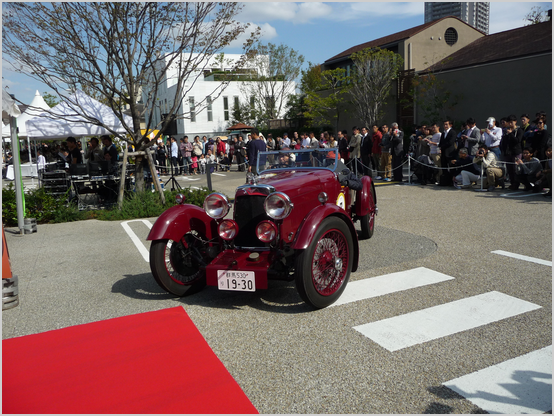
295, 217, 353, 308
150, 232, 207, 296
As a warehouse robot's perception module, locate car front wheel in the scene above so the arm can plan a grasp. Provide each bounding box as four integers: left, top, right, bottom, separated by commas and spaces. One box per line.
295, 217, 354, 309
150, 232, 207, 296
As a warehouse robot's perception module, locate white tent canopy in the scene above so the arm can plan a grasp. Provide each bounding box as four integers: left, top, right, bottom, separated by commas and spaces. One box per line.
25, 90, 133, 139
2, 90, 51, 140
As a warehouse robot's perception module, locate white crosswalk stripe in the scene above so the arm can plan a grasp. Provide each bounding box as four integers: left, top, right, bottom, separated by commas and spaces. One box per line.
444, 345, 552, 414
353, 291, 541, 352
331, 267, 454, 307
491, 250, 552, 266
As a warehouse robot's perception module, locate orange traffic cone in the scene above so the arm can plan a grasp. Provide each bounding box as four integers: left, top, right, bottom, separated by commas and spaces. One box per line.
2, 225, 19, 310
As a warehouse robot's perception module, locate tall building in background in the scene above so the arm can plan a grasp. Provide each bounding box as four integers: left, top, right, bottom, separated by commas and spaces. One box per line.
425, 2, 490, 34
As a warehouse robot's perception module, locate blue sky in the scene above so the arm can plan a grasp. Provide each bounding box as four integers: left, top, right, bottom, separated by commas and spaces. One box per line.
2, 2, 551, 106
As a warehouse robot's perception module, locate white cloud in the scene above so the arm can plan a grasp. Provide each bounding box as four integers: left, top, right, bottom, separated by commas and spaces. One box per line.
349, 2, 422, 17
237, 2, 299, 22
226, 22, 278, 49
238, 2, 333, 24
295, 2, 334, 23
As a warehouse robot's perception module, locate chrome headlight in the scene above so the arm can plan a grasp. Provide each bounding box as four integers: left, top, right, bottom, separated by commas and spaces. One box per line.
218, 220, 238, 240
264, 192, 293, 220
256, 220, 278, 243
203, 193, 230, 219
175, 193, 186, 204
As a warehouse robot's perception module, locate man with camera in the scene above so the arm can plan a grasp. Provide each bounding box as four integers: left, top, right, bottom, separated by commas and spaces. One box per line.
473, 144, 503, 191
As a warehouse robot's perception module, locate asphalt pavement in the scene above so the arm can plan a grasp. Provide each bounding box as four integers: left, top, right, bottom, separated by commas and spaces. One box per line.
3, 168, 552, 414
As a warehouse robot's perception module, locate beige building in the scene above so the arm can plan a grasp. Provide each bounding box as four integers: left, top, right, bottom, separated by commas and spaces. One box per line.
318, 17, 551, 131
323, 16, 484, 74
322, 16, 485, 129
419, 20, 552, 126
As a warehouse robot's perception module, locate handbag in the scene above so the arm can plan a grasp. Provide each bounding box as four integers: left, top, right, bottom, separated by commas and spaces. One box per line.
193, 145, 202, 156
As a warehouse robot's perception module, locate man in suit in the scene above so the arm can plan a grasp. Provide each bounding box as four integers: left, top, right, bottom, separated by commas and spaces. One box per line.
461, 118, 481, 156
390, 122, 404, 182
360, 126, 373, 176
349, 126, 362, 175
439, 119, 457, 185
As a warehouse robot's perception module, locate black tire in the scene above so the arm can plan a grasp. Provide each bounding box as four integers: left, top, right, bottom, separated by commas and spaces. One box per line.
295, 217, 354, 309
360, 186, 376, 239
149, 233, 207, 296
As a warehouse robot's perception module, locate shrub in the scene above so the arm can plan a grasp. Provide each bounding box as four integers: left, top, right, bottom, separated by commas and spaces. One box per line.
2, 184, 218, 225
2, 183, 87, 226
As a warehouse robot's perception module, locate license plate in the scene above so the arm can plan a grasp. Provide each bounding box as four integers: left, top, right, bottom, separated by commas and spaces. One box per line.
217, 270, 255, 292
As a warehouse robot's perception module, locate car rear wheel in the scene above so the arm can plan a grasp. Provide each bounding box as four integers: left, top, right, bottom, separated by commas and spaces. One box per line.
295, 217, 353, 309
360, 186, 376, 239
150, 232, 207, 296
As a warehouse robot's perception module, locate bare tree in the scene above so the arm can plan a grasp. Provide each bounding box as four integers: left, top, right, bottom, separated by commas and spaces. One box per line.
349, 47, 404, 128
524, 6, 550, 25
240, 42, 304, 128
2, 2, 259, 191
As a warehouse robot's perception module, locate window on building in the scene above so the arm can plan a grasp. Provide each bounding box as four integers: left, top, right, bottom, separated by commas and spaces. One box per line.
207, 96, 213, 122
223, 96, 229, 121
234, 96, 239, 110
445, 27, 458, 46
189, 97, 196, 122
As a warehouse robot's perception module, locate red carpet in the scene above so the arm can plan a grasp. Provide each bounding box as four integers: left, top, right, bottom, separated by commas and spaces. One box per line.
2, 307, 257, 414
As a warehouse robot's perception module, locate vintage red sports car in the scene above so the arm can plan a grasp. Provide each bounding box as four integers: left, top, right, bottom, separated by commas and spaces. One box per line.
147, 148, 377, 308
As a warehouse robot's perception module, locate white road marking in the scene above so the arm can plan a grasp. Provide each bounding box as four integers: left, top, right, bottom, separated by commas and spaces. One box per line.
331, 267, 454, 307
444, 345, 552, 414
212, 172, 226, 176
499, 191, 548, 198
182, 177, 201, 181
491, 250, 552, 267
121, 219, 153, 262
353, 291, 541, 352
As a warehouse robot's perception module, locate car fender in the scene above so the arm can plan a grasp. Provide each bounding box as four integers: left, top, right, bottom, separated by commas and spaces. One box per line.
147, 204, 217, 242
355, 176, 375, 217
292, 204, 359, 272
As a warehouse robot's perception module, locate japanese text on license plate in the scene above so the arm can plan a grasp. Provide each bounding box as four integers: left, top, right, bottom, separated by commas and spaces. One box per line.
217, 270, 255, 292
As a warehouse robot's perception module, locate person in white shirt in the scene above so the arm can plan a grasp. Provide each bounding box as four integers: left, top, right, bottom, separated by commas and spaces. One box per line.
282, 133, 291, 148
37, 150, 47, 171
481, 117, 502, 158
301, 133, 311, 149
170, 136, 179, 172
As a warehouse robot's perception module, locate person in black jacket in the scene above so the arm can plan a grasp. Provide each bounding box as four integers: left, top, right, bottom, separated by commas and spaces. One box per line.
438, 119, 457, 185
530, 116, 551, 162
501, 114, 523, 185
390, 122, 404, 182
360, 126, 373, 176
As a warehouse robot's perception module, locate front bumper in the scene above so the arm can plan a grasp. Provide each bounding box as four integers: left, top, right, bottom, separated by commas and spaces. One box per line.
205, 250, 272, 289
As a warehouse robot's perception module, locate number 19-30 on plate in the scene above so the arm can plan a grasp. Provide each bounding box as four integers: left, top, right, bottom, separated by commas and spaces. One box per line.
217, 270, 256, 292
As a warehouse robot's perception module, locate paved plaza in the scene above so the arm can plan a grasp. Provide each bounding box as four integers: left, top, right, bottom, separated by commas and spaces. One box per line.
3, 169, 552, 414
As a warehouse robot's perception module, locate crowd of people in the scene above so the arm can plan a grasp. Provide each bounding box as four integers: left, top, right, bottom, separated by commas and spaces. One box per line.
148, 112, 551, 197
342, 112, 551, 196
2, 135, 119, 179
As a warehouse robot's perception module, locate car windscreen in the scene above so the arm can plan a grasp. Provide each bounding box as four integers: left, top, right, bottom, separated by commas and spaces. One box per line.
257, 148, 340, 173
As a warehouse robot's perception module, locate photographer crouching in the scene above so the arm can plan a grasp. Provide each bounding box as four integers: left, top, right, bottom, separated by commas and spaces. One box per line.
473, 144, 504, 192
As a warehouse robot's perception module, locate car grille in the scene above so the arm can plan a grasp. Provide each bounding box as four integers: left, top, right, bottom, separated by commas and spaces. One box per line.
234, 195, 269, 248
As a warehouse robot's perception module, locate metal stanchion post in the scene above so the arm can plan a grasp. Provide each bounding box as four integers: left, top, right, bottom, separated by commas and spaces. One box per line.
475, 162, 487, 192
408, 156, 411, 185
206, 163, 213, 191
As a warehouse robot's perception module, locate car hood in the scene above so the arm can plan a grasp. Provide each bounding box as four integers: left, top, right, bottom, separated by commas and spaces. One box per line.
256, 170, 330, 198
